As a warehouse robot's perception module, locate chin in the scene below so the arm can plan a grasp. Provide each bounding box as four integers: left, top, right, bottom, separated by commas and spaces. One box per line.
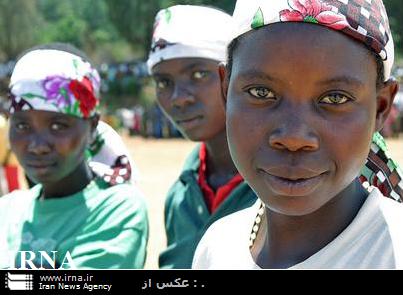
261, 194, 325, 217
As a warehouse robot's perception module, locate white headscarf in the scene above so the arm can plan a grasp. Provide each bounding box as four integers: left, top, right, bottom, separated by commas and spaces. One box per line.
147, 5, 234, 72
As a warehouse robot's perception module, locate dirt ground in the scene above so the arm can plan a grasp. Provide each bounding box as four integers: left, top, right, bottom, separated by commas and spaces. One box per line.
123, 134, 403, 269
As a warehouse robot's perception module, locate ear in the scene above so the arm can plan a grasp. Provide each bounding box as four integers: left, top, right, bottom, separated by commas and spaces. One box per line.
218, 62, 230, 108
375, 79, 398, 132
89, 114, 100, 141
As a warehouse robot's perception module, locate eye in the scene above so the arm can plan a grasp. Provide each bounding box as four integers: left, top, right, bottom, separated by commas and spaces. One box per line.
320, 93, 351, 105
50, 122, 69, 131
247, 87, 276, 100
155, 78, 171, 90
192, 71, 208, 80
15, 122, 30, 131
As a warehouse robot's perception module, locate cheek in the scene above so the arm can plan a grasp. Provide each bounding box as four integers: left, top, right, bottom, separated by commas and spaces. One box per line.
200, 82, 226, 128
156, 94, 171, 114
226, 101, 263, 176
9, 135, 26, 158
56, 134, 88, 160
322, 108, 374, 179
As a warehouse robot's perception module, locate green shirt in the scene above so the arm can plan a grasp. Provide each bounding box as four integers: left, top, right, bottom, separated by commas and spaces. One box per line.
159, 145, 257, 269
0, 177, 148, 269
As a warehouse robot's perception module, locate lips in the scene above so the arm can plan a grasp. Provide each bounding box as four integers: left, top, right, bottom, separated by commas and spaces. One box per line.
25, 160, 57, 171
175, 115, 203, 129
258, 166, 328, 196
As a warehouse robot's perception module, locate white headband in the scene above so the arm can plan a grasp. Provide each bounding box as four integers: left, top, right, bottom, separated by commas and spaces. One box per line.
147, 5, 234, 72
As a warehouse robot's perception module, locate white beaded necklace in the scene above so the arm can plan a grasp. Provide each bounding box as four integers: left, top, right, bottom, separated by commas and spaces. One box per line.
248, 182, 376, 248
249, 200, 265, 248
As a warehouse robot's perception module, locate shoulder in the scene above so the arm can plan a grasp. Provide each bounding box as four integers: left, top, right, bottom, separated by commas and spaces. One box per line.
165, 145, 201, 203
374, 188, 403, 223
181, 144, 201, 171
0, 186, 39, 205
192, 201, 259, 269
370, 188, 403, 268
88, 181, 148, 228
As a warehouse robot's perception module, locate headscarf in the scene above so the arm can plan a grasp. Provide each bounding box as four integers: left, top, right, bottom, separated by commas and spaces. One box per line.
88, 121, 139, 185
9, 49, 100, 118
147, 5, 234, 72
232, 0, 394, 81
9, 48, 137, 185
231, 0, 402, 201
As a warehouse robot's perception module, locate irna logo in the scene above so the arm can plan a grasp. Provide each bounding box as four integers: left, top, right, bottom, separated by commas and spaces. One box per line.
1, 251, 76, 269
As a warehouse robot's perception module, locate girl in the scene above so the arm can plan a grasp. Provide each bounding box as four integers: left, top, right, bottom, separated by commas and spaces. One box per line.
0, 43, 148, 269
193, 0, 403, 269
147, 5, 257, 268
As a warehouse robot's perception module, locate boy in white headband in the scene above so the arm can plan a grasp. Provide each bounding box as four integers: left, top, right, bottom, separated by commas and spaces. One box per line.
193, 0, 403, 269
0, 43, 148, 269
147, 5, 257, 268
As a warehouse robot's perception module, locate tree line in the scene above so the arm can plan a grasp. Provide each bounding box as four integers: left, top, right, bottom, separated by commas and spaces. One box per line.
0, 0, 234, 63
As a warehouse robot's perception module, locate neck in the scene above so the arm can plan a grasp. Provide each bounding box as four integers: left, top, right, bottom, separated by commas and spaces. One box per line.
41, 162, 94, 199
204, 129, 238, 190
255, 179, 368, 268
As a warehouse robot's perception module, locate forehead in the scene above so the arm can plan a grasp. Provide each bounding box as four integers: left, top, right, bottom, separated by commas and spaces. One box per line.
11, 110, 80, 122
152, 57, 219, 76
232, 23, 377, 84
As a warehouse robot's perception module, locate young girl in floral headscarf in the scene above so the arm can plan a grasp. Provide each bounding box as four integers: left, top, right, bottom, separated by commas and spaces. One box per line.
0, 43, 148, 269
193, 0, 403, 269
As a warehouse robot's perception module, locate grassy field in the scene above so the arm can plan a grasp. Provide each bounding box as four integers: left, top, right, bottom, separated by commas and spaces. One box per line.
124, 135, 403, 269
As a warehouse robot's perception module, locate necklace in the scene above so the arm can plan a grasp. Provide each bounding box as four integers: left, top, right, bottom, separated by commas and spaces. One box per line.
249, 200, 265, 248
248, 182, 376, 248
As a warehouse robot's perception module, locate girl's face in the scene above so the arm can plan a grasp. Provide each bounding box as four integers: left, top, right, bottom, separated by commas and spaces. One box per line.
223, 23, 396, 216
9, 110, 93, 184
152, 58, 226, 141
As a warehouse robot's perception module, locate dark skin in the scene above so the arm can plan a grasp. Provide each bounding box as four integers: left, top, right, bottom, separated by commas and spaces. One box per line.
9, 110, 99, 199
220, 23, 398, 268
152, 58, 238, 190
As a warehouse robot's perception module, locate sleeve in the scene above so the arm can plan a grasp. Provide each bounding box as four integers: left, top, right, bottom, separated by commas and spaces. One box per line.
64, 185, 149, 269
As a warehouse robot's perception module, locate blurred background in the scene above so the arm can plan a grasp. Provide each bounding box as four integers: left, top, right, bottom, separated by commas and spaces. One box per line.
0, 0, 402, 137
0, 0, 235, 137
0, 0, 402, 269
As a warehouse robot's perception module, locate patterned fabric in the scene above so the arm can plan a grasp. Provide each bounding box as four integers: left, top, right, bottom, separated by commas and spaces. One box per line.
233, 0, 394, 81
147, 5, 234, 72
360, 132, 403, 202
88, 121, 138, 185
9, 49, 100, 118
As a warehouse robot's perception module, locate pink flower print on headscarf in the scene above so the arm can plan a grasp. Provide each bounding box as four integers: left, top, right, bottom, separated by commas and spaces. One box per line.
42, 75, 74, 108
280, 0, 349, 30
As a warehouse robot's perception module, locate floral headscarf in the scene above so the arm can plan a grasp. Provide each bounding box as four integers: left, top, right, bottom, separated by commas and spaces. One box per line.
147, 5, 234, 72
9, 49, 100, 118
233, 0, 394, 81
9, 49, 138, 186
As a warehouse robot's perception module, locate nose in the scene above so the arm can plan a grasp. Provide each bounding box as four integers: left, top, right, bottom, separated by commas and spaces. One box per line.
171, 82, 195, 108
269, 111, 319, 152
27, 134, 52, 155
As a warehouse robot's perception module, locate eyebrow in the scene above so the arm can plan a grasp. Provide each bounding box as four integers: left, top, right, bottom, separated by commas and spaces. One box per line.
317, 76, 366, 88
235, 70, 366, 88
235, 70, 278, 82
